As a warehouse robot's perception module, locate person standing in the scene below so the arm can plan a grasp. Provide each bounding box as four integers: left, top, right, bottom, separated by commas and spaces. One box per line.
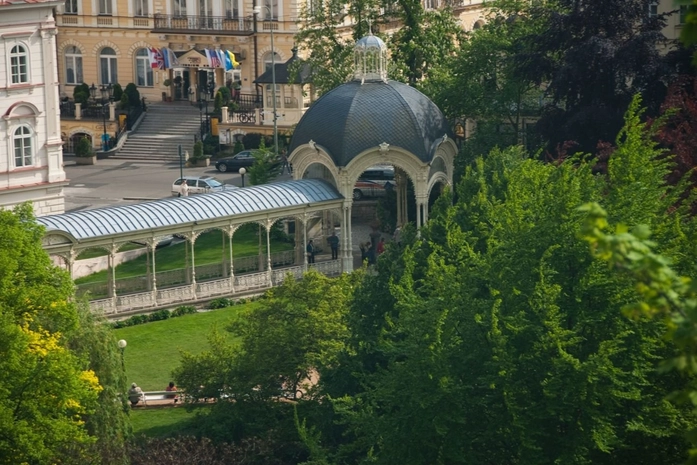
306, 239, 315, 264
180, 180, 189, 197
328, 232, 340, 260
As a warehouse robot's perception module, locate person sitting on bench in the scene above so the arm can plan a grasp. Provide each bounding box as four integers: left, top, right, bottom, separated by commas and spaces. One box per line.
128, 383, 144, 406
165, 381, 179, 403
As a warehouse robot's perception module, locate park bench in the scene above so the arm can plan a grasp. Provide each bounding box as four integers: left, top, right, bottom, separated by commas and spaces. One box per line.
130, 390, 181, 408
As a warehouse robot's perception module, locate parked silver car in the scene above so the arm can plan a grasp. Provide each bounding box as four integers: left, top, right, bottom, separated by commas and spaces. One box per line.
171, 176, 237, 196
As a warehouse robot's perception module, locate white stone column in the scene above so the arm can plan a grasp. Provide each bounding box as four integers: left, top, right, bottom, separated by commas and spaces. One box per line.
190, 236, 197, 298
228, 226, 236, 292
266, 220, 273, 284
109, 102, 116, 121
303, 215, 308, 272
150, 241, 157, 294
342, 202, 354, 273
222, 106, 229, 123
109, 245, 117, 302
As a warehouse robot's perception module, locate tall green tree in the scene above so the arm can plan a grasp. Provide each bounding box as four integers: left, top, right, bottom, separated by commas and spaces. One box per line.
326, 97, 696, 464
514, 0, 682, 155
0, 205, 129, 464
174, 270, 361, 453
248, 138, 282, 185
296, 0, 460, 94
424, 0, 543, 134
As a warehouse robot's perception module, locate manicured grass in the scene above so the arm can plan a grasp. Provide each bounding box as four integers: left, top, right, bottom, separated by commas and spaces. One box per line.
130, 404, 212, 437
78, 242, 143, 259
75, 226, 293, 285
115, 304, 255, 391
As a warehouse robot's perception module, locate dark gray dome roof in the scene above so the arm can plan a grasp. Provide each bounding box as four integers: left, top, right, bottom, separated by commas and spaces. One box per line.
288, 80, 452, 167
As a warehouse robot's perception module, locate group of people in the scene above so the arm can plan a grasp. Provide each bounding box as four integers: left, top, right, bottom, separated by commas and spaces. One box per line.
360, 236, 385, 265
128, 381, 178, 406
306, 232, 341, 264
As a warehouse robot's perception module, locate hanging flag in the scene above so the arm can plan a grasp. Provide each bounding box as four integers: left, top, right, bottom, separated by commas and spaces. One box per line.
223, 50, 233, 71
208, 49, 222, 68
156, 49, 165, 70
227, 50, 240, 68
204, 48, 213, 66
217, 49, 226, 69
162, 47, 170, 69
168, 48, 180, 67
149, 48, 159, 69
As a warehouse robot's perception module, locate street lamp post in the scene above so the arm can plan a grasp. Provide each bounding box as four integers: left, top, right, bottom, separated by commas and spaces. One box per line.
198, 98, 204, 140
90, 83, 114, 151
253, 5, 279, 159
117, 339, 127, 371
239, 167, 246, 187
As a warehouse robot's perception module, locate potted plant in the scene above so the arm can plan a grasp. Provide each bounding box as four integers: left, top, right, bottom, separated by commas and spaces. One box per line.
187, 141, 210, 167
74, 136, 97, 165
163, 79, 172, 102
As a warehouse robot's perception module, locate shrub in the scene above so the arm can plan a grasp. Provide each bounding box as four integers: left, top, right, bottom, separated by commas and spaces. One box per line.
233, 140, 245, 154
203, 135, 218, 155
119, 93, 129, 110
126, 314, 148, 326
124, 83, 140, 108
172, 305, 197, 317
147, 309, 171, 322
112, 83, 123, 102
214, 91, 223, 112
73, 83, 90, 105
74, 136, 94, 157
241, 133, 272, 150
207, 298, 232, 309
191, 141, 204, 162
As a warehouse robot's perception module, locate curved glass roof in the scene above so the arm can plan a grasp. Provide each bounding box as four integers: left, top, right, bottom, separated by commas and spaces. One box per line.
38, 179, 342, 242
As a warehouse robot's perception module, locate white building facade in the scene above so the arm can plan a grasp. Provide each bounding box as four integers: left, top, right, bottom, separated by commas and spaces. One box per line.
0, 0, 67, 216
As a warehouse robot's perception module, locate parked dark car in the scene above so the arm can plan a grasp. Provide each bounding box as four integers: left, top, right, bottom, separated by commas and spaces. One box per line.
353, 165, 395, 200
215, 150, 255, 172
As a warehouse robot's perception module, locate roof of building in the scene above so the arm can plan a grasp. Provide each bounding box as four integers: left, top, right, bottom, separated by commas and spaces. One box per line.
288, 80, 452, 167
0, 0, 62, 6
254, 47, 311, 85
37, 179, 341, 242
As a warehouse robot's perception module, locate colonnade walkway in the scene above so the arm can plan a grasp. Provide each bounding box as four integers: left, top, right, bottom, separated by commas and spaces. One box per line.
38, 180, 349, 317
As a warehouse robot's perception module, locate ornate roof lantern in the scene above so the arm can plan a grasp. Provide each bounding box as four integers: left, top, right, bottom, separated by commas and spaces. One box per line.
353, 33, 388, 84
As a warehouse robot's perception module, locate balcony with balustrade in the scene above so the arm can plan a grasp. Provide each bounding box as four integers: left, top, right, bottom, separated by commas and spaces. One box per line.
153, 14, 254, 35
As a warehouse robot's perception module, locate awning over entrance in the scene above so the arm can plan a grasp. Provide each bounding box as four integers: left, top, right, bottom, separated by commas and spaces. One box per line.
38, 179, 343, 245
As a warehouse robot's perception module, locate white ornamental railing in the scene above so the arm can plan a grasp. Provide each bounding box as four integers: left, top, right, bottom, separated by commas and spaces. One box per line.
89, 260, 344, 317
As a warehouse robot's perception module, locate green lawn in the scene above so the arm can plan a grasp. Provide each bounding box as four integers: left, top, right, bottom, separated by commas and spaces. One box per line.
78, 242, 143, 259
115, 304, 254, 391
130, 404, 211, 437
76, 227, 293, 285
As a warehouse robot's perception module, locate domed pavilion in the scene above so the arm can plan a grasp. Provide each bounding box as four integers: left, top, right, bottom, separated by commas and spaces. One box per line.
288, 33, 457, 271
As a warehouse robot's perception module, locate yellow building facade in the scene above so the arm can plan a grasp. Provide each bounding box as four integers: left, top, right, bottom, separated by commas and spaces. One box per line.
55, 0, 300, 147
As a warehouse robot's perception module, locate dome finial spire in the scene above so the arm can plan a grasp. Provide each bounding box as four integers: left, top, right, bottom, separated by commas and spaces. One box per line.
353, 31, 388, 84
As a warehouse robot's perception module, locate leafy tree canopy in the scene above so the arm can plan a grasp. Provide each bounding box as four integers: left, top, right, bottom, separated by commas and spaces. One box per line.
0, 205, 129, 464
514, 0, 685, 155
319, 96, 696, 464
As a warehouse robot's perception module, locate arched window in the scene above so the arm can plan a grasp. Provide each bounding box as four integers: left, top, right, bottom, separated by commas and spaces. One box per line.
472, 20, 484, 30
65, 46, 83, 85
135, 48, 153, 86
100, 47, 118, 84
14, 126, 33, 167
10, 45, 28, 84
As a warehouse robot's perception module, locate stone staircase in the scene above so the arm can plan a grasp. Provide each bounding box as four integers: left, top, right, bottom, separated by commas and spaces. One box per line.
112, 102, 202, 162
